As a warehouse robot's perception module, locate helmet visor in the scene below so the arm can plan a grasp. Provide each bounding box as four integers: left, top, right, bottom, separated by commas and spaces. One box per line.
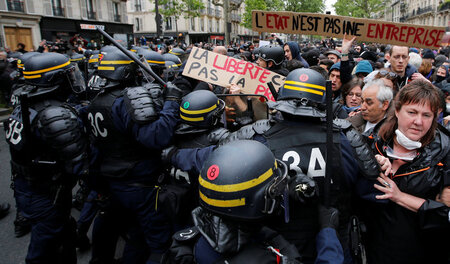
68, 64, 86, 94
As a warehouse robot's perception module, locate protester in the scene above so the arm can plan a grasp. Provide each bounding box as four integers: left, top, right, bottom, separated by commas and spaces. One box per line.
362, 79, 450, 264
340, 77, 364, 115
348, 79, 393, 134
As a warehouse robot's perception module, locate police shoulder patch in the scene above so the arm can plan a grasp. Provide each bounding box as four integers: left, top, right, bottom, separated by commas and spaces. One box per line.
173, 227, 199, 242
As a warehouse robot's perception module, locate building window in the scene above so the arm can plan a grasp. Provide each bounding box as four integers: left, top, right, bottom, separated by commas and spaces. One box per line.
135, 17, 141, 31
86, 0, 96, 19
216, 19, 219, 32
52, 0, 64, 16
7, 0, 24, 12
200, 17, 204, 31
135, 0, 142, 11
208, 18, 212, 32
191, 18, 195, 31
113, 2, 121, 22
166, 17, 172, 30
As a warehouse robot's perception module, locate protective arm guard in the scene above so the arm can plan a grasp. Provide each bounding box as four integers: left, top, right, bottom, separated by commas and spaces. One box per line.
123, 86, 159, 124
334, 119, 380, 180
37, 105, 88, 175
207, 128, 230, 145
219, 119, 272, 145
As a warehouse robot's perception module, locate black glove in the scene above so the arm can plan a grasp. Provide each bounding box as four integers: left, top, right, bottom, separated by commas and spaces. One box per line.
288, 172, 317, 203
318, 204, 339, 230
161, 145, 178, 165
164, 81, 183, 102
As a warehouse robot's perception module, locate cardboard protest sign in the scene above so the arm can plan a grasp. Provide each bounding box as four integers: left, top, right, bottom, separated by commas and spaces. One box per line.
259, 40, 270, 47
182, 47, 285, 101
252, 11, 446, 49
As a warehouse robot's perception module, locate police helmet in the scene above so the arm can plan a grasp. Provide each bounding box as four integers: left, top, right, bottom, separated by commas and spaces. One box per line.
199, 140, 288, 221
258, 45, 284, 66
169, 48, 185, 57
70, 53, 86, 63
98, 47, 137, 82
271, 68, 327, 117
164, 60, 179, 81
138, 49, 166, 68
99, 45, 118, 61
162, 53, 182, 67
88, 54, 100, 69
70, 53, 87, 73
252, 47, 260, 60
17, 52, 39, 71
23, 52, 85, 94
180, 90, 225, 128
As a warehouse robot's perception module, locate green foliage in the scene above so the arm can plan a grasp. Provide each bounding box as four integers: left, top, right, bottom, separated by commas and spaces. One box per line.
242, 0, 267, 29
183, 0, 205, 18
153, 0, 205, 19
285, 0, 325, 13
242, 0, 285, 29
333, 0, 386, 18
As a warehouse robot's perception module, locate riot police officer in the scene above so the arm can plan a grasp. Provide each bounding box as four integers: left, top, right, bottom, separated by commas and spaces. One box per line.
163, 140, 302, 264
86, 46, 182, 263
219, 68, 378, 263
161, 90, 228, 230
5, 52, 88, 263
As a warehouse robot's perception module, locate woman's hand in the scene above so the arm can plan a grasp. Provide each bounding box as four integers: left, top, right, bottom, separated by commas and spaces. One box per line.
375, 154, 392, 176
374, 173, 402, 203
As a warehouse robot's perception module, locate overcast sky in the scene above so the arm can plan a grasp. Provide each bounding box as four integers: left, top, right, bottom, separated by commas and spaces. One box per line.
325, 0, 337, 14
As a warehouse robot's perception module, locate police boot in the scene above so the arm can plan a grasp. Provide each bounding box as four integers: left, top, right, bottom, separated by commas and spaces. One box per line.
0, 203, 10, 220
14, 211, 31, 237
75, 229, 91, 251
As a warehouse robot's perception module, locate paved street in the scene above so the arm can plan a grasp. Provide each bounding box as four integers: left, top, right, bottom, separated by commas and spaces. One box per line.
0, 129, 92, 264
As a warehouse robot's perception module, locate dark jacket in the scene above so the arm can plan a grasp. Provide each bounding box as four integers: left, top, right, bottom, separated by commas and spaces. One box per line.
276, 38, 310, 68
362, 127, 450, 264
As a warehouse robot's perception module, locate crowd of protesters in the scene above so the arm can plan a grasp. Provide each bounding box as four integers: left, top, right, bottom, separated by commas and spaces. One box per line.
0, 31, 449, 264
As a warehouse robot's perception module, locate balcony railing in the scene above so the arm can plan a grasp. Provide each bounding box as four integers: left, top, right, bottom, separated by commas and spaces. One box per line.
207, 7, 213, 16
114, 14, 121, 22
229, 0, 242, 5
53, 6, 65, 17
399, 14, 409, 22
417, 6, 433, 15
7, 0, 24, 12
87, 11, 96, 20
231, 14, 241, 22
215, 8, 221, 17
200, 9, 206, 15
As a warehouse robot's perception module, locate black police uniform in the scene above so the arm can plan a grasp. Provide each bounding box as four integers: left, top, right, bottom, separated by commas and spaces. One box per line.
161, 90, 228, 229
163, 140, 300, 264
86, 47, 181, 263
219, 69, 379, 263
5, 52, 87, 263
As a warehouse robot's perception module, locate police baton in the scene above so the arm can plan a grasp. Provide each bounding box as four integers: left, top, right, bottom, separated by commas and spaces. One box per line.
267, 81, 278, 101
324, 80, 333, 207
96, 27, 167, 88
